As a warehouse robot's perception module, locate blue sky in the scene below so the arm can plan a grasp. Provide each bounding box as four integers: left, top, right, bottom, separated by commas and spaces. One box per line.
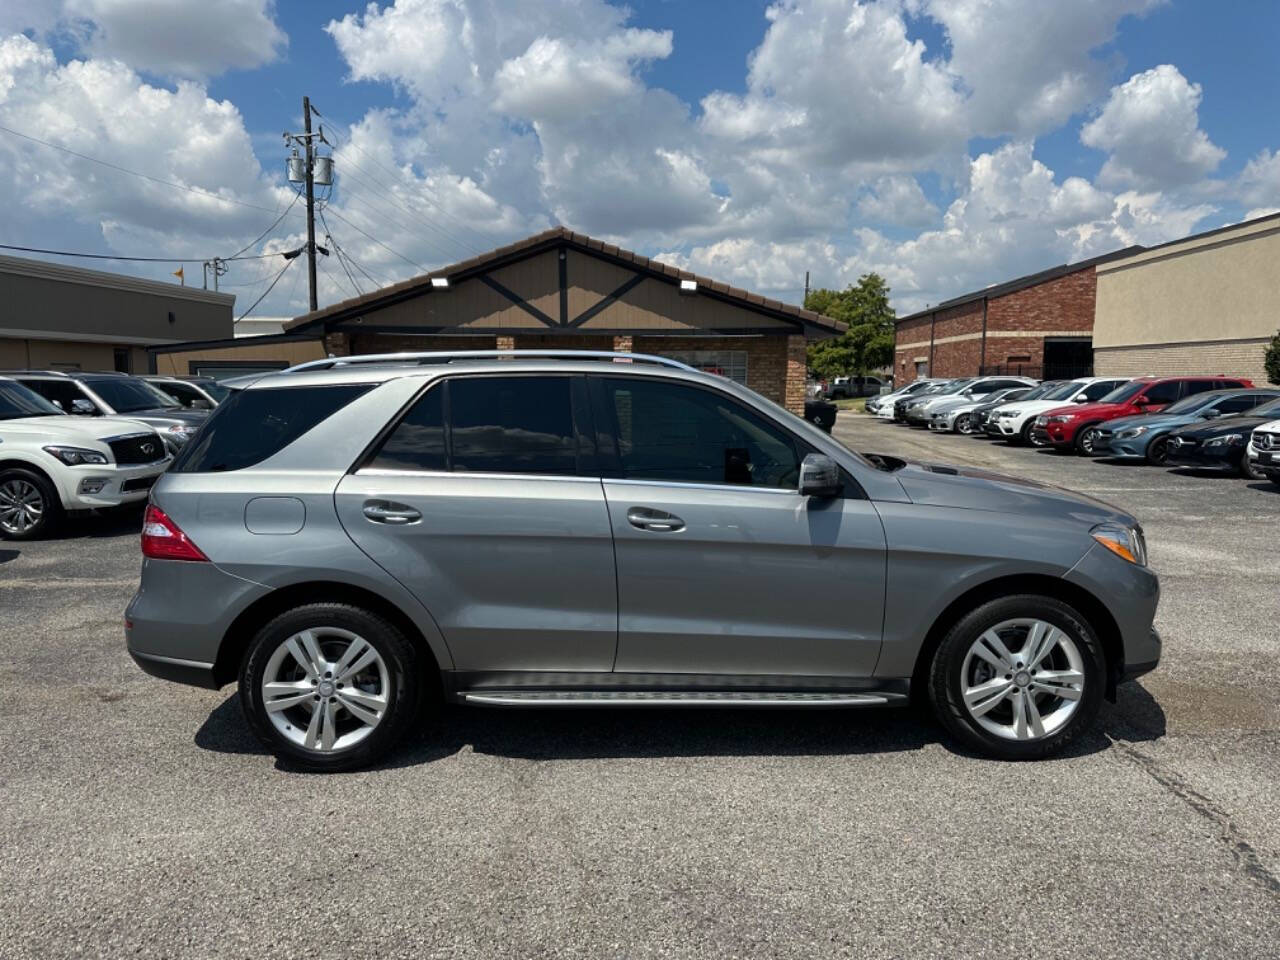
2, 0, 1279, 317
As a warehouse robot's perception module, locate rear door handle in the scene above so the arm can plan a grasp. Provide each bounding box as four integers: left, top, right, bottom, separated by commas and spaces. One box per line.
362, 500, 421, 525
626, 506, 685, 533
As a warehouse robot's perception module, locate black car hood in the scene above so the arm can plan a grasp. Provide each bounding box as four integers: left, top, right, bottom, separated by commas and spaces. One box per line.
892, 459, 1135, 526
1168, 415, 1271, 439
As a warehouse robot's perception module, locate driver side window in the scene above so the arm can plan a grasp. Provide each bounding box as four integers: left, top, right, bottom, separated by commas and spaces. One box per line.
601, 377, 801, 489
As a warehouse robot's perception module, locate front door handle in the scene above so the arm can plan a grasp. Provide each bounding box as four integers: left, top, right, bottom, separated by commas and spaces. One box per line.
362, 500, 422, 525
626, 506, 685, 533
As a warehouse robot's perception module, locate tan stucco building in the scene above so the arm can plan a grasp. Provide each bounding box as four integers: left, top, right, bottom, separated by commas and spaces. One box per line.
1094, 212, 1280, 382
0, 253, 234, 373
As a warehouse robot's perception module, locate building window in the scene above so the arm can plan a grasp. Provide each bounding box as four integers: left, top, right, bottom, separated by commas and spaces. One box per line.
661, 350, 749, 385
113, 348, 131, 373
915, 361, 928, 378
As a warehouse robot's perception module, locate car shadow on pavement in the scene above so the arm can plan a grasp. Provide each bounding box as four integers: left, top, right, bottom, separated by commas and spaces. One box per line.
195, 682, 1166, 772
0, 548, 18, 564
50, 505, 146, 540
1244, 481, 1280, 495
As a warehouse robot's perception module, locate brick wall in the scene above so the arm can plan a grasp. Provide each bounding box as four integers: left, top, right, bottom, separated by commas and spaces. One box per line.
1095, 338, 1272, 384
893, 266, 1099, 382
635, 335, 797, 411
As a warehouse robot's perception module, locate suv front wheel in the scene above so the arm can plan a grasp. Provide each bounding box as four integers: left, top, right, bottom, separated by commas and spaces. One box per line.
240, 603, 422, 771
0, 467, 61, 540
928, 595, 1105, 760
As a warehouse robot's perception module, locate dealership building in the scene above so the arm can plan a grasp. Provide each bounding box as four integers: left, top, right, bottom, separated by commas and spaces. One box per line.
154, 228, 844, 413
1093, 212, 1280, 383
0, 253, 233, 373
892, 248, 1140, 385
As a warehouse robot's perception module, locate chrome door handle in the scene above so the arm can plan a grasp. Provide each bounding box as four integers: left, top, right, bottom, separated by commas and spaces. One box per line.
626, 507, 685, 533
362, 500, 421, 525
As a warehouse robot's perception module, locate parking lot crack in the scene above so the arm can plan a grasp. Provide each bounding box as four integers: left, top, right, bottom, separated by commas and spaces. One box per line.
1110, 737, 1280, 897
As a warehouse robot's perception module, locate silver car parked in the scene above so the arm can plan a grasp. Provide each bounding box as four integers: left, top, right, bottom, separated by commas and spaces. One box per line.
126, 351, 1161, 770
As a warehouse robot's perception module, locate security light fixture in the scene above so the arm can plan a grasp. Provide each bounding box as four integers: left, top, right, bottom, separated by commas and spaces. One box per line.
431, 277, 450, 288
679, 279, 697, 294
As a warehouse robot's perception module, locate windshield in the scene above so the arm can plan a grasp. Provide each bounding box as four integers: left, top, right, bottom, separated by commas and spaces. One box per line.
1099, 381, 1148, 404
1162, 392, 1224, 415
1042, 381, 1086, 401
1245, 397, 1280, 418
939, 378, 976, 395
87, 378, 181, 413
0, 380, 64, 420
1017, 381, 1061, 401
201, 381, 231, 403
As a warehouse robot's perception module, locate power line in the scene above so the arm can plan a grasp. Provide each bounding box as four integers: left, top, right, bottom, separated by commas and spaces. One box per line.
318, 208, 362, 295
321, 206, 429, 273
0, 242, 206, 263
235, 257, 297, 322
0, 122, 297, 216
226, 193, 301, 260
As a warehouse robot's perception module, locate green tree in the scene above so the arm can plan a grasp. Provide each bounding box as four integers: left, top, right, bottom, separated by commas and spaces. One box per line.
1265, 330, 1280, 385
805, 273, 897, 380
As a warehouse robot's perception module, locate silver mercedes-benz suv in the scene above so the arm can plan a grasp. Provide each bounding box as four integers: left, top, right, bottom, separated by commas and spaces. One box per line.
126, 351, 1161, 770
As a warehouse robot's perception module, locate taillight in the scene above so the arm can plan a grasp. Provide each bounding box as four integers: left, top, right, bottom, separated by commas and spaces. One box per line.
141, 504, 208, 562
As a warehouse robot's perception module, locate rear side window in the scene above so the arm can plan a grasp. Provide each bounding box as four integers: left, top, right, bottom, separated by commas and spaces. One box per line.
1081, 380, 1121, 401
1143, 381, 1182, 404
1181, 380, 1218, 397
366, 375, 581, 476
172, 384, 372, 473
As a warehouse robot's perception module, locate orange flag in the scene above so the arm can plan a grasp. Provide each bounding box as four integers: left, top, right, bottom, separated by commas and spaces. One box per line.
173, 266, 184, 285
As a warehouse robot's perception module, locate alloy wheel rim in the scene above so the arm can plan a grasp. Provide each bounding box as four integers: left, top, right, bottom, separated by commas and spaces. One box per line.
960, 618, 1084, 741
956, 414, 972, 434
1080, 429, 1098, 453
0, 479, 43, 535
262, 627, 390, 753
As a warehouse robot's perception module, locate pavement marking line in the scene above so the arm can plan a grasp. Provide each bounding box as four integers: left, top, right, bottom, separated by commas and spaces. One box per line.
1109, 737, 1280, 897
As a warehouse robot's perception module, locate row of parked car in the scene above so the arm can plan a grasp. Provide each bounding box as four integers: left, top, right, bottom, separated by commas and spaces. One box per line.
0, 370, 225, 539
864, 373, 1280, 486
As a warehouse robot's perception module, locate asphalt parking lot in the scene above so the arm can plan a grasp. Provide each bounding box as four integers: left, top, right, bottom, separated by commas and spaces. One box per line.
1, 413, 1277, 958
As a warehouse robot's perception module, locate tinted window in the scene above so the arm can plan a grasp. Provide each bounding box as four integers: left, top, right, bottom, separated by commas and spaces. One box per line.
367, 386, 446, 472
602, 378, 801, 489
152, 381, 205, 407
1215, 394, 1266, 415
0, 381, 63, 419
449, 376, 578, 475
1098, 381, 1145, 403
172, 384, 372, 473
19, 379, 94, 413
1142, 381, 1181, 404
1248, 397, 1280, 417
85, 377, 179, 412
1180, 380, 1218, 397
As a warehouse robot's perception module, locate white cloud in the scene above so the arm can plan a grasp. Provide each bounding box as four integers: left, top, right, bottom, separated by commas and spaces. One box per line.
857, 175, 939, 227
923, 0, 1163, 135
1237, 149, 1280, 212
10, 0, 286, 78
1081, 64, 1225, 189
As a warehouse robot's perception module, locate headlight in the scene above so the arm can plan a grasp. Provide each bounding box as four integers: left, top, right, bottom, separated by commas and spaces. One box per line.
1118, 426, 1148, 438
43, 445, 108, 466
1000, 409, 1020, 418
1047, 414, 1074, 423
1204, 433, 1243, 447
163, 424, 197, 437
1091, 523, 1147, 566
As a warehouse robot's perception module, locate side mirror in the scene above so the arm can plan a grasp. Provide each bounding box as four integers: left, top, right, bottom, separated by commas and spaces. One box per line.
70, 398, 97, 415
1073, 395, 1090, 403
800, 453, 841, 498
1133, 396, 1150, 407
1201, 409, 1221, 420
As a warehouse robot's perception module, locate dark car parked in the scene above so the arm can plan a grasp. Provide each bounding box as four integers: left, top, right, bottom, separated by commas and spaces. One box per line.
1165, 395, 1280, 478
973, 382, 1064, 437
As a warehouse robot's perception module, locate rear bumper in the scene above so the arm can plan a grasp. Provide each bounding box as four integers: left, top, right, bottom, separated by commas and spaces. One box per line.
128, 650, 218, 689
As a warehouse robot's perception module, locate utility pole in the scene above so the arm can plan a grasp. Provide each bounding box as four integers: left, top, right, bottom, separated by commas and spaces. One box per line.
285, 97, 333, 311
803, 270, 810, 306
302, 96, 318, 311
202, 257, 227, 291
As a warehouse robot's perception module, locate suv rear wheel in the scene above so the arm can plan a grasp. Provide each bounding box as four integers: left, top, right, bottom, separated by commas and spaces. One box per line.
0, 468, 61, 540
240, 603, 422, 771
928, 595, 1105, 760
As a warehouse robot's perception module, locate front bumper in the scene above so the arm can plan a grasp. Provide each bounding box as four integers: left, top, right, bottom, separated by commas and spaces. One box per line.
927, 414, 957, 431
1096, 431, 1149, 459
1032, 421, 1079, 448
59, 461, 168, 510
1165, 438, 1238, 469
1063, 543, 1161, 687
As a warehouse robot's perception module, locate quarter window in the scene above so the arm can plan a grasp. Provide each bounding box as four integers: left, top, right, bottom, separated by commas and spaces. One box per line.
601, 377, 801, 489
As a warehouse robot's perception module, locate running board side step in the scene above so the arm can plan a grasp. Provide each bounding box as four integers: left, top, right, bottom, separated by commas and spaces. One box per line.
460, 690, 906, 708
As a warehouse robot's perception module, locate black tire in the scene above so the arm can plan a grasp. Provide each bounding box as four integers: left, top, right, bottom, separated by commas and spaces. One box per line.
0, 467, 62, 540
1239, 451, 1264, 480
1017, 420, 1038, 446
955, 413, 972, 435
1145, 435, 1170, 465
928, 594, 1106, 760
1075, 423, 1103, 456
240, 603, 423, 771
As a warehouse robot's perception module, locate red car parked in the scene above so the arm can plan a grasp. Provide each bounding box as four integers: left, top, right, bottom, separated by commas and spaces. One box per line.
1032, 376, 1253, 454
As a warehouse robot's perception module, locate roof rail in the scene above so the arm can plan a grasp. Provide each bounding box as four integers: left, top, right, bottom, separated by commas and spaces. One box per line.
281, 349, 700, 375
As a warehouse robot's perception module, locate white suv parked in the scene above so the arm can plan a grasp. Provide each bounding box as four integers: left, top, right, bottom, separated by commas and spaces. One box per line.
0, 377, 170, 539
1247, 419, 1280, 488
988, 377, 1130, 445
